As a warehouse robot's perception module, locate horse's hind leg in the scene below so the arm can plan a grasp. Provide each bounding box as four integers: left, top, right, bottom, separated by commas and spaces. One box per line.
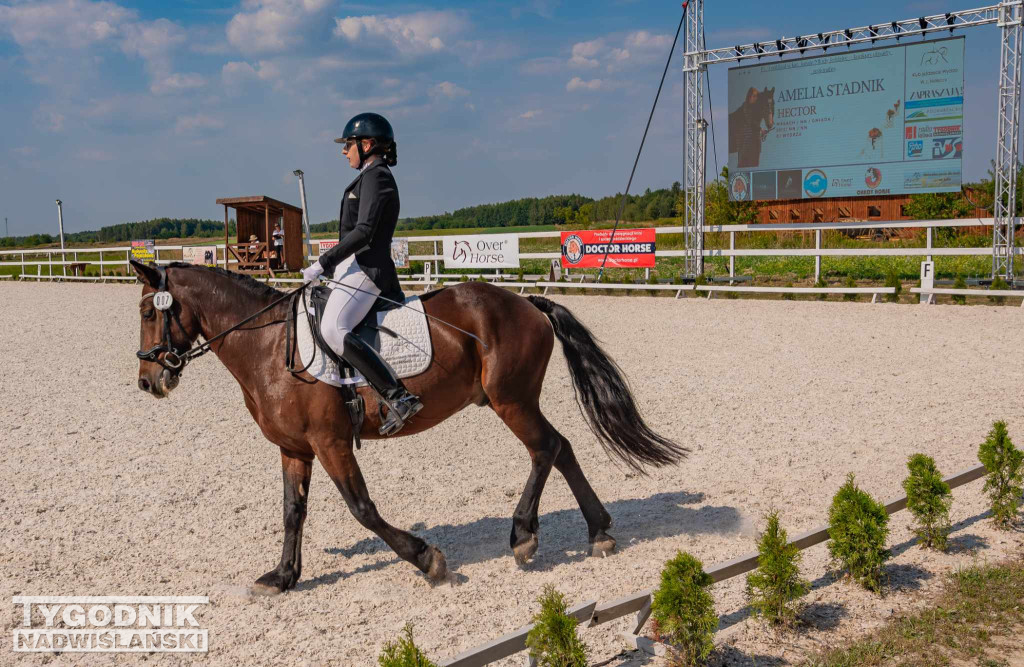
252, 450, 312, 595
552, 434, 616, 557
313, 439, 447, 582
492, 403, 562, 565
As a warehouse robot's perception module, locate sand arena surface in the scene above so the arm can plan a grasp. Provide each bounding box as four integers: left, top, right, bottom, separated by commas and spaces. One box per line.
2, 282, 1023, 666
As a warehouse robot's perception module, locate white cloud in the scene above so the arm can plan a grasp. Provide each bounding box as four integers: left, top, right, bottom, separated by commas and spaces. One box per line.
120, 18, 185, 64
12, 146, 39, 157
0, 0, 133, 48
432, 81, 468, 98
520, 56, 561, 75
625, 30, 672, 50
221, 60, 281, 86
175, 114, 224, 135
334, 11, 468, 56
226, 0, 333, 54
519, 109, 542, 119
566, 77, 604, 92
569, 39, 603, 67
151, 72, 205, 95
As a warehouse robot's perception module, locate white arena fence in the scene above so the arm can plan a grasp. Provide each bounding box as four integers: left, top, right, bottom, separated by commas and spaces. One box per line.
2, 218, 1020, 302
439, 463, 988, 667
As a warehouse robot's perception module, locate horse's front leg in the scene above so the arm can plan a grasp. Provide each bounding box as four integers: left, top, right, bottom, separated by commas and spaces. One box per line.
252, 450, 312, 595
313, 437, 447, 583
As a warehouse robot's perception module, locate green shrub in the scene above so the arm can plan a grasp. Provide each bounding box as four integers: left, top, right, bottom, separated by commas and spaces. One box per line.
517, 268, 525, 282
782, 282, 795, 300
815, 276, 828, 301
525, 585, 589, 667
647, 271, 658, 296
843, 276, 858, 302
952, 274, 967, 305
978, 421, 1024, 529
902, 454, 952, 550
694, 273, 707, 287
989, 276, 1009, 305
378, 623, 438, 667
884, 270, 902, 303
745, 510, 810, 626
827, 473, 890, 593
651, 551, 717, 666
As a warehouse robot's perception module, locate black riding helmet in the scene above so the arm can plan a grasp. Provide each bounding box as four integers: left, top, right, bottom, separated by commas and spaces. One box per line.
335, 112, 397, 167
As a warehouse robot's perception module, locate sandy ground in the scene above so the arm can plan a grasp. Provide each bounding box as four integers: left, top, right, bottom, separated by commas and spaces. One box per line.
1, 282, 1023, 667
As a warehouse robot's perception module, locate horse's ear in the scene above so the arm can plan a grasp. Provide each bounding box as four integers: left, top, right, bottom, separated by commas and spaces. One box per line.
130, 260, 162, 288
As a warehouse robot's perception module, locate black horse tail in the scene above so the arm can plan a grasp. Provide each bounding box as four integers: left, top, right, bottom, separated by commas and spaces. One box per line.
527, 295, 687, 472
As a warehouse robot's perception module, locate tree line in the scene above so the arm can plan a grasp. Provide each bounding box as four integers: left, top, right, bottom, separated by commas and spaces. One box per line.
1, 218, 235, 249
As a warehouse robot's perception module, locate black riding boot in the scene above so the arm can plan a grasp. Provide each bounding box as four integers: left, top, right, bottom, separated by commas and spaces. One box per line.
342, 332, 423, 436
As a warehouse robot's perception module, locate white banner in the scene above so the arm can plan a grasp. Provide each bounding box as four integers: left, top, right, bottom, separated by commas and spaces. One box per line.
317, 240, 338, 256
182, 246, 217, 266
442, 234, 520, 269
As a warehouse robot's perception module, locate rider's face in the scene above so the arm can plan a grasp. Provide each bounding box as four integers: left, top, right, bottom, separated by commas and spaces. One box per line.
342, 139, 374, 169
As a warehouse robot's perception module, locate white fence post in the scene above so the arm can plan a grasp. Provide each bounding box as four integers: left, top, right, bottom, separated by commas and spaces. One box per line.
21, 251, 25, 279
99, 250, 104, 279
926, 227, 933, 263
729, 231, 735, 278
814, 229, 821, 282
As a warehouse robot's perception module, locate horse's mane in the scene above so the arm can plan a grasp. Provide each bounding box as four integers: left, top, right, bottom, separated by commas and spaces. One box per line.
166, 262, 283, 300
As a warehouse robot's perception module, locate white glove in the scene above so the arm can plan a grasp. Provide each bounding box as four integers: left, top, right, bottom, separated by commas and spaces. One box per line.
302, 261, 324, 284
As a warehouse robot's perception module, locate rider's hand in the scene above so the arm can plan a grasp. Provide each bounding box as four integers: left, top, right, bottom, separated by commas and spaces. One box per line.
302, 262, 324, 284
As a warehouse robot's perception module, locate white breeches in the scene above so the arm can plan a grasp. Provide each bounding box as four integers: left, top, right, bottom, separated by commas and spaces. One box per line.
319, 255, 380, 354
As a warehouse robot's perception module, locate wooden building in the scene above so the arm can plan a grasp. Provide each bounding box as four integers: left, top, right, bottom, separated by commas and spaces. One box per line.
217, 196, 304, 277
756, 193, 988, 225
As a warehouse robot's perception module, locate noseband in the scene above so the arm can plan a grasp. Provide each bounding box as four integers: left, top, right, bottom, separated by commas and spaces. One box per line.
136, 266, 190, 373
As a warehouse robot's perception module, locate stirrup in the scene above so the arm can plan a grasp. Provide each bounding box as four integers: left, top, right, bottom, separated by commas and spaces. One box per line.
379, 394, 423, 436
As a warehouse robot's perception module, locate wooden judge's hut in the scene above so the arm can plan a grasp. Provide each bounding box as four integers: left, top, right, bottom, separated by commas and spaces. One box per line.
217, 196, 304, 277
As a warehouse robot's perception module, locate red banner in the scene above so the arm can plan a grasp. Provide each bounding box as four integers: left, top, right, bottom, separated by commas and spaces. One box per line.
560, 228, 656, 268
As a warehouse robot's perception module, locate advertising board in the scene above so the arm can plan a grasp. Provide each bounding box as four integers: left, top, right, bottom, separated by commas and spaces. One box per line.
560, 228, 655, 268
130, 240, 155, 262
442, 234, 519, 269
182, 246, 217, 266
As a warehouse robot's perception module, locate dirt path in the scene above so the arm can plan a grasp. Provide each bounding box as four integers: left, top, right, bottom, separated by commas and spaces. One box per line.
2, 283, 1022, 665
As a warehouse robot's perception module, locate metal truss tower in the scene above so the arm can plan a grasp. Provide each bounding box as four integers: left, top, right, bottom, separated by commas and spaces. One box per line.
994, 1, 1023, 280
685, 1, 1024, 281
683, 0, 706, 278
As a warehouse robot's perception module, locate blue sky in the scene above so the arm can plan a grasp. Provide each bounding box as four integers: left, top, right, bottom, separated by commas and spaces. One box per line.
0, 0, 1005, 235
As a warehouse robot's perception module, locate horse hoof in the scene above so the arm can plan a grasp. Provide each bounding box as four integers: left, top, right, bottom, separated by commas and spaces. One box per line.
250, 581, 284, 596
513, 534, 539, 566
251, 570, 291, 595
425, 546, 448, 583
591, 534, 616, 558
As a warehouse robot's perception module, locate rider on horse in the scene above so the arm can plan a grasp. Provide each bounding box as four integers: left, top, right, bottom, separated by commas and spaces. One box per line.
301, 112, 423, 436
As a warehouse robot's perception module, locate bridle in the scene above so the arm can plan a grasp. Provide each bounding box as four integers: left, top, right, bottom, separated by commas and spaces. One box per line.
136, 266, 191, 372
136, 265, 302, 377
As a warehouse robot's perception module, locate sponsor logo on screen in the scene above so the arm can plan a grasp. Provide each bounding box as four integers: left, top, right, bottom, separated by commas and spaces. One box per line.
907, 140, 923, 158
864, 167, 882, 189
777, 170, 803, 199
803, 169, 828, 198
904, 170, 960, 189
931, 137, 962, 159
730, 172, 750, 201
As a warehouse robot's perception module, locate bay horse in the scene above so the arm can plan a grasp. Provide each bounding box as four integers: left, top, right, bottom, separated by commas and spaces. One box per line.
728, 85, 775, 169
130, 260, 685, 593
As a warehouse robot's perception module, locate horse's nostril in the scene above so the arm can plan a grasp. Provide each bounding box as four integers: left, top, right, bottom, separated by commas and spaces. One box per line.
139, 378, 151, 392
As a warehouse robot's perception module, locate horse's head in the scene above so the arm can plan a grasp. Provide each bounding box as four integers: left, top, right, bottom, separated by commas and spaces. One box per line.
130, 260, 202, 398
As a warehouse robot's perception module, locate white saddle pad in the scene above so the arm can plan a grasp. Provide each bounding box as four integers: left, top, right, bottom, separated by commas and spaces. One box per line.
295, 291, 433, 387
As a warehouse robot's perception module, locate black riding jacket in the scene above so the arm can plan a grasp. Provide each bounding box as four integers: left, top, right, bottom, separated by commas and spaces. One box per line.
318, 159, 402, 299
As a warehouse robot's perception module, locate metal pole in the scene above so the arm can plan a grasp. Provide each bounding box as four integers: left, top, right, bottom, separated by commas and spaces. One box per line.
683, 0, 706, 279
55, 199, 66, 276
993, 0, 1023, 281
293, 170, 314, 265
